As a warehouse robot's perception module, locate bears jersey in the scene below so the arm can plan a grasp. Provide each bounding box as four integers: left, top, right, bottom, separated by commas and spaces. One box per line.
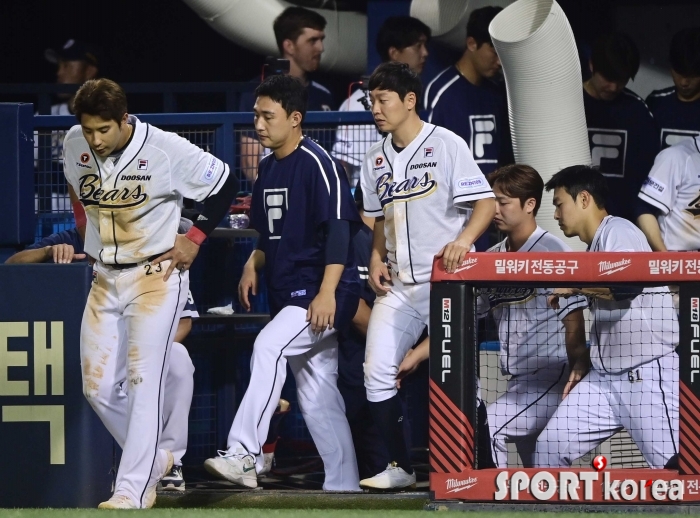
587, 216, 678, 373
63, 116, 230, 264
639, 136, 700, 251
361, 123, 494, 284
424, 67, 513, 175
332, 88, 380, 167
583, 88, 659, 221
479, 227, 587, 376
250, 136, 361, 319
646, 86, 700, 149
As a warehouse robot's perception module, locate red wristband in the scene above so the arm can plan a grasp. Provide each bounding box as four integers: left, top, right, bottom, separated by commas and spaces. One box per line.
72, 201, 87, 227
185, 226, 207, 246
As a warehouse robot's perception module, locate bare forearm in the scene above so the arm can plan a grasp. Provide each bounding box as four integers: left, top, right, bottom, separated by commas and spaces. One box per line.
458, 197, 496, 247
351, 298, 372, 336
413, 338, 430, 363
637, 213, 667, 251
246, 249, 266, 271
562, 309, 588, 367
5, 247, 50, 264
320, 264, 345, 295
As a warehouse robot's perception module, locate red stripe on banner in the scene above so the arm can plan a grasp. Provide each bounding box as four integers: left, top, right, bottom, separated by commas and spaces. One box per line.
431, 251, 700, 284
429, 380, 474, 469
429, 415, 471, 469
429, 397, 470, 449
679, 382, 700, 475
429, 423, 466, 472
429, 388, 474, 460
430, 379, 475, 437
429, 404, 473, 467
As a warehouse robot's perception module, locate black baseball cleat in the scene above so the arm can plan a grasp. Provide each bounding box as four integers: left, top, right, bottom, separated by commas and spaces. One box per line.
159, 465, 186, 492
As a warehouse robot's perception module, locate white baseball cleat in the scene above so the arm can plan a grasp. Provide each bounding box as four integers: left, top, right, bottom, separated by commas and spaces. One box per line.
98, 494, 138, 509
143, 449, 174, 508
359, 462, 416, 490
204, 451, 258, 488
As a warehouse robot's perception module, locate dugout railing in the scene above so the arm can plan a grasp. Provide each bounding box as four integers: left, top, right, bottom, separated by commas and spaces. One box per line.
429, 251, 700, 505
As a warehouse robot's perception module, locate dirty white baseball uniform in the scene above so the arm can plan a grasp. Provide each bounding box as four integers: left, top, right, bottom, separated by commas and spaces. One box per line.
63, 115, 229, 507
535, 216, 679, 469
479, 227, 587, 467
638, 136, 700, 251
361, 122, 494, 402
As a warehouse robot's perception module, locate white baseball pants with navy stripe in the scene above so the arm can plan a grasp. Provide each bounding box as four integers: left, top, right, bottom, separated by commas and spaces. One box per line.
81, 260, 187, 507
225, 305, 360, 491
487, 363, 568, 468
534, 352, 678, 468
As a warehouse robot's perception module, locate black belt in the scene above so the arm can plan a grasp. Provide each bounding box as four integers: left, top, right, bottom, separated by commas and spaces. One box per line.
103, 254, 163, 270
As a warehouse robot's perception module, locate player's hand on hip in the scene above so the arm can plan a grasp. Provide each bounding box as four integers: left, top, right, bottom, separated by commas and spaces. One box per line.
151, 234, 200, 281
368, 258, 392, 295
548, 288, 576, 309
306, 290, 336, 333
238, 265, 258, 312
50, 244, 86, 264
396, 349, 420, 389
437, 238, 472, 274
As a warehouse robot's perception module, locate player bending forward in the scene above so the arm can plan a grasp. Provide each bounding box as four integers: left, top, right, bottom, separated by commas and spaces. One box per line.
360, 61, 496, 489
64, 79, 237, 508
204, 75, 361, 491
479, 165, 587, 467
535, 165, 679, 469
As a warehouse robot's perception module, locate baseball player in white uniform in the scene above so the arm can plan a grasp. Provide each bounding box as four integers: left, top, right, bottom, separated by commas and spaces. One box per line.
360, 62, 496, 489
536, 165, 678, 469
63, 79, 237, 508
479, 165, 588, 468
637, 136, 700, 252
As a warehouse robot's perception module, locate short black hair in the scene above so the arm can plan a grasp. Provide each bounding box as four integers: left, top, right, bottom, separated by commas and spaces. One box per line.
368, 61, 423, 102
590, 32, 640, 82
273, 7, 327, 55
466, 6, 502, 47
544, 165, 608, 210
255, 74, 308, 121
670, 27, 700, 77
376, 16, 431, 62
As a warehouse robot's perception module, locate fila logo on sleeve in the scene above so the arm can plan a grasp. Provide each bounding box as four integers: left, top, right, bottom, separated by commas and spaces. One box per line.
469, 115, 497, 163
264, 188, 288, 240
589, 128, 627, 177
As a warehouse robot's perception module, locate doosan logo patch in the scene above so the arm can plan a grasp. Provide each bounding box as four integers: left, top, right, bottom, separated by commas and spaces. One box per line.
457, 176, 485, 190
137, 159, 148, 170
424, 147, 433, 157
200, 156, 219, 184
80, 153, 90, 164
375, 156, 384, 167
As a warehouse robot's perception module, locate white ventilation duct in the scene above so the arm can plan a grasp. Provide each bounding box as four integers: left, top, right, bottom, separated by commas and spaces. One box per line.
489, 0, 591, 249
410, 0, 514, 49
180, 0, 367, 74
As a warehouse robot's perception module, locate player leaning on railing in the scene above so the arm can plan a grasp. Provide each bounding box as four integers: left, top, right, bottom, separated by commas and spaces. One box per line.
537, 165, 679, 469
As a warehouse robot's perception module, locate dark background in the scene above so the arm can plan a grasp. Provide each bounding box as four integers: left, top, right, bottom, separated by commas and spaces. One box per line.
1, 0, 698, 106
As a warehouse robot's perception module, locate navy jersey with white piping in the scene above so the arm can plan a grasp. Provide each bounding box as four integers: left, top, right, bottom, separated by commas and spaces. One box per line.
424, 66, 512, 175
250, 136, 361, 325
63, 115, 230, 264
361, 122, 494, 284
583, 88, 659, 221
646, 86, 700, 149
